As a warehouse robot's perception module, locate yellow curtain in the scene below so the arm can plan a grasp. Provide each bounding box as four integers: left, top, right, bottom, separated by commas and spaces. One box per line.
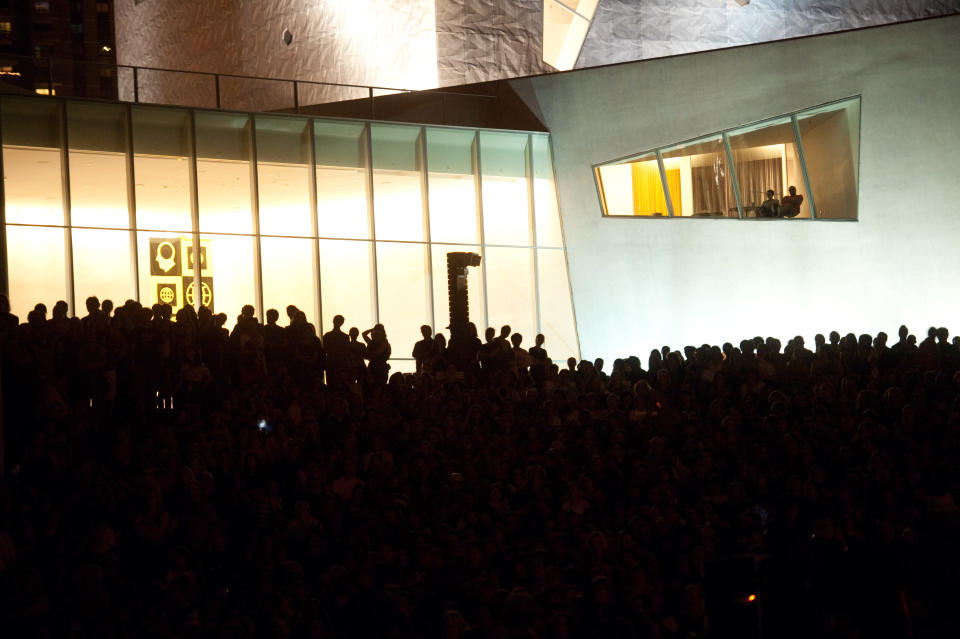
631, 162, 682, 216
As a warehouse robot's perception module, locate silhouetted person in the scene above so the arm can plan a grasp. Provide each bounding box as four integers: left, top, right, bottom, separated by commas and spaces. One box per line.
362, 324, 391, 385
510, 332, 530, 373
323, 315, 350, 377
412, 325, 434, 373
760, 189, 780, 217
781, 185, 804, 217
346, 327, 366, 382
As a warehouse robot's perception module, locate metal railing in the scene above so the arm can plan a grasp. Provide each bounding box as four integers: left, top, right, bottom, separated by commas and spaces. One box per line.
0, 54, 496, 121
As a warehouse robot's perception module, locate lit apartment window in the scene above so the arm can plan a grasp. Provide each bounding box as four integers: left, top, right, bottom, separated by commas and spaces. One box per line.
594, 97, 861, 220
34, 87, 55, 95
0, 20, 12, 32
96, 2, 109, 13
34, 1, 50, 11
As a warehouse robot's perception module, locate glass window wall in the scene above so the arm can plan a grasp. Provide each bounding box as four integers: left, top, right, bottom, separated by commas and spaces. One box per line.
728, 117, 806, 218
2, 97, 65, 226
426, 128, 479, 245
131, 107, 193, 233
595, 98, 860, 222
796, 98, 860, 219
481, 131, 531, 246
195, 112, 254, 234
67, 102, 130, 229
1, 96, 580, 362
376, 241, 432, 358
5, 225, 68, 319
532, 135, 564, 246
261, 236, 317, 329
372, 124, 425, 242
661, 136, 736, 218
318, 239, 375, 336
315, 121, 369, 240
484, 246, 537, 344
256, 116, 312, 237
537, 248, 578, 362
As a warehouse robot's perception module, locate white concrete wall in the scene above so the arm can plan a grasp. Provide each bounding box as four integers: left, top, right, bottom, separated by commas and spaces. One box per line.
516, 16, 960, 362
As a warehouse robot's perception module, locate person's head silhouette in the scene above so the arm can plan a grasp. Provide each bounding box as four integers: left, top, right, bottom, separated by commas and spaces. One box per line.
333, 315, 345, 329
420, 325, 432, 338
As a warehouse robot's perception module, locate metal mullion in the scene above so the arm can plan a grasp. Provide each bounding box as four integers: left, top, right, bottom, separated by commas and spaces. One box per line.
364, 123, 379, 325
0, 99, 7, 297
60, 100, 76, 316
419, 127, 436, 333
656, 149, 675, 218
124, 104, 140, 302
527, 134, 542, 337
791, 114, 817, 220
473, 132, 489, 331
249, 117, 264, 322
307, 120, 323, 335
187, 110, 201, 313
722, 132, 744, 219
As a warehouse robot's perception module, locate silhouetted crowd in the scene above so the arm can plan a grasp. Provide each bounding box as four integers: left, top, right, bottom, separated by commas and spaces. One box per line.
1, 294, 959, 639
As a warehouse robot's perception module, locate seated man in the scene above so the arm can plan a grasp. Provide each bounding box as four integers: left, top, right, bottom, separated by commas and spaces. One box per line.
760, 189, 780, 217
780, 186, 804, 218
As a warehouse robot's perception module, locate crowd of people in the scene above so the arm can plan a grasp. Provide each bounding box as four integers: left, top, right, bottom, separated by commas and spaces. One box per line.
0, 293, 958, 638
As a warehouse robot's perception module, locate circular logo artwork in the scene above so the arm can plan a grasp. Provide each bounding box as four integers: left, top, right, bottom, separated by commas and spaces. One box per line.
185, 281, 213, 308
158, 286, 175, 304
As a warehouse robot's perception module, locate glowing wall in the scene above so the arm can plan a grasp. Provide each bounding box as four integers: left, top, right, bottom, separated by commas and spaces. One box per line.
516, 16, 960, 362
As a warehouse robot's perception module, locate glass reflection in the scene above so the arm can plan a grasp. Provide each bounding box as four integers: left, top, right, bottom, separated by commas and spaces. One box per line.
484, 246, 537, 344
319, 239, 375, 336
532, 135, 564, 245
376, 241, 431, 358
261, 236, 317, 330
6, 225, 68, 318
660, 136, 736, 218
72, 228, 133, 305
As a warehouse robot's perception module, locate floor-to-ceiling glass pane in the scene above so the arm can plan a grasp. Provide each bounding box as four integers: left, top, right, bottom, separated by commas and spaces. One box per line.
480, 131, 531, 245
131, 107, 193, 233
484, 246, 537, 344
318, 239, 375, 336
376, 241, 431, 359
537, 248, 578, 362
256, 115, 312, 236
315, 120, 369, 240
2, 97, 64, 225
660, 135, 736, 218
195, 112, 254, 234
198, 233, 256, 326
5, 225, 67, 319
431, 244, 484, 336
372, 124, 425, 242
67, 101, 130, 229
72, 228, 133, 306
727, 117, 805, 218
595, 153, 675, 217
532, 134, 564, 246
261, 236, 317, 330
426, 128, 478, 244
797, 98, 860, 219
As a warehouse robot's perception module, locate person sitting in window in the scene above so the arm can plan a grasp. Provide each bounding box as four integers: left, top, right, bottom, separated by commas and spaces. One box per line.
780, 186, 804, 218
760, 189, 780, 217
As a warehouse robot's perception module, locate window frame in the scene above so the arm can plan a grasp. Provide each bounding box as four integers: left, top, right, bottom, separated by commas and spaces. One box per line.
592, 96, 862, 222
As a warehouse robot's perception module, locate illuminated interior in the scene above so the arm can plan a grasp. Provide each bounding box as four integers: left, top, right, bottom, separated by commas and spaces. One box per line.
0, 95, 580, 364
594, 98, 861, 220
